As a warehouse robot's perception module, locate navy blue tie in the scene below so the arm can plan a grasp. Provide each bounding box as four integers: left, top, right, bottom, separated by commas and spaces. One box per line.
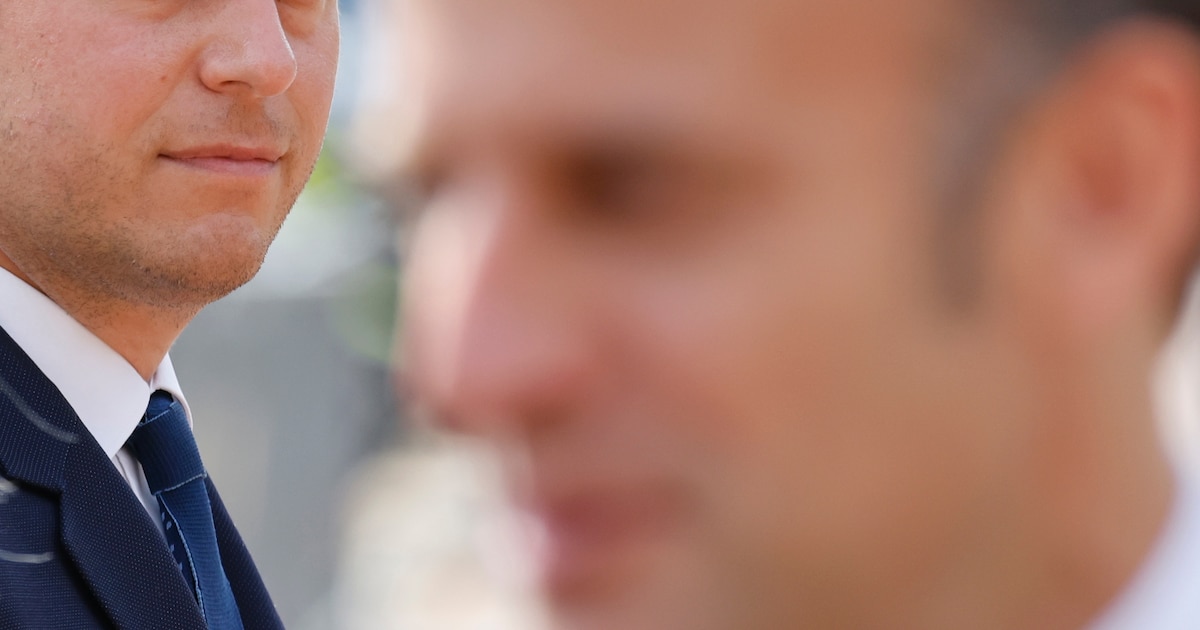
125, 391, 244, 630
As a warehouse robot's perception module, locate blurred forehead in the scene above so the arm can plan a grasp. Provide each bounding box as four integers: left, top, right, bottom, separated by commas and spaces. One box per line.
399, 0, 969, 157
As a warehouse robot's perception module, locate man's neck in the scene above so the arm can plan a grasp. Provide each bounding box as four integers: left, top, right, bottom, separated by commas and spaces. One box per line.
786, 396, 1177, 630
910, 407, 1174, 630
0, 251, 195, 381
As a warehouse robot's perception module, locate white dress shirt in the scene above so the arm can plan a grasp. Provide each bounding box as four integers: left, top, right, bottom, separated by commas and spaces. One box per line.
0, 266, 192, 533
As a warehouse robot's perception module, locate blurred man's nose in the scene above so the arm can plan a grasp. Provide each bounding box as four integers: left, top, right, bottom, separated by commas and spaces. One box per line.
198, 0, 299, 99
401, 184, 593, 435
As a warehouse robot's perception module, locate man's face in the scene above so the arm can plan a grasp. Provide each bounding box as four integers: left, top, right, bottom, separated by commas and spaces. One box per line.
0, 0, 339, 309
399, 0, 1035, 628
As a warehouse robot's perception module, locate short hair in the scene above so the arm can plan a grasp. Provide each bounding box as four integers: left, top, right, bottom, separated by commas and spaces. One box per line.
1007, 1, 1199, 54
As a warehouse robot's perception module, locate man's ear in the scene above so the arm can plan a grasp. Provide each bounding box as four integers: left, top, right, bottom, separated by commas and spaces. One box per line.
998, 18, 1200, 341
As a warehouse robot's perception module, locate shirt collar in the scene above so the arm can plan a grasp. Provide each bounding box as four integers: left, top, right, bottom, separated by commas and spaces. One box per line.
0, 266, 192, 459
1088, 472, 1200, 630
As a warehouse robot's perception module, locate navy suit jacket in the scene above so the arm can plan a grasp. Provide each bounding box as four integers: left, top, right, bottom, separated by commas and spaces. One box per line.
0, 324, 284, 629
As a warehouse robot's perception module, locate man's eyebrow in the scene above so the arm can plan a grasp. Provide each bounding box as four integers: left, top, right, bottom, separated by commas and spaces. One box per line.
387, 110, 777, 193
556, 117, 715, 153
552, 123, 779, 179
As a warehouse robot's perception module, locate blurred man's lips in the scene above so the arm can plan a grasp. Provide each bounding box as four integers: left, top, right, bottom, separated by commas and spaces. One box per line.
530, 485, 687, 598
159, 145, 284, 177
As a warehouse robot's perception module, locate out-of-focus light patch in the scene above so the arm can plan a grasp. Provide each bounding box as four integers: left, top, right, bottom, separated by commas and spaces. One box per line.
1154, 273, 1200, 476
345, 0, 425, 183
329, 437, 550, 630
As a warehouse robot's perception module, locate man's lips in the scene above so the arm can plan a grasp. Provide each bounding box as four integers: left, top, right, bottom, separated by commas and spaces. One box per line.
524, 483, 690, 596
159, 144, 285, 177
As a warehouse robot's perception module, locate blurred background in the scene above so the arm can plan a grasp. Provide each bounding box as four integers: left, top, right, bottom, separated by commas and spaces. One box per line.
173, 1, 1200, 628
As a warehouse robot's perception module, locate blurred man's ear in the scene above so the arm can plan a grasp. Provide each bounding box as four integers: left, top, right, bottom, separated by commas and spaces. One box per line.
993, 19, 1200, 343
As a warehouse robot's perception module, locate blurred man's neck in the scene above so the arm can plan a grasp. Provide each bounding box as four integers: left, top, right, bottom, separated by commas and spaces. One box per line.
918, 401, 1173, 630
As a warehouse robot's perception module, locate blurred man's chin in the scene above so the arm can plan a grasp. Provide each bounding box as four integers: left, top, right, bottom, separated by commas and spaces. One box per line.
542, 544, 732, 630
550, 593, 723, 630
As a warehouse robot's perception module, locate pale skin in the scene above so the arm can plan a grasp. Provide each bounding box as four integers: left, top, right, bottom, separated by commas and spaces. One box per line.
393, 0, 1200, 629
0, 0, 341, 380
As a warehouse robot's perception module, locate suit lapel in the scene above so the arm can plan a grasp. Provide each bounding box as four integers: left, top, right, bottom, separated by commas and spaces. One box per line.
0, 325, 206, 630
60, 438, 208, 630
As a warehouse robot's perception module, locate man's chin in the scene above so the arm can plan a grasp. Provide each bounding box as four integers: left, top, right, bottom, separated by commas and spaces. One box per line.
154, 214, 282, 298
122, 243, 271, 309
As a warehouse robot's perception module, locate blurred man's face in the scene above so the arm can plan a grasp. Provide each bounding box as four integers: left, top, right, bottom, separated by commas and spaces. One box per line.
400, 0, 1036, 628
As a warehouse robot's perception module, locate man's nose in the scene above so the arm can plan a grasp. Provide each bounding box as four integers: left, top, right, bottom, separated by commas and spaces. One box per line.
400, 192, 592, 435
198, 0, 299, 99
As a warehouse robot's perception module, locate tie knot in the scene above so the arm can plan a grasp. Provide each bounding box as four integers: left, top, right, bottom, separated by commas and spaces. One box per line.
125, 390, 206, 494
145, 389, 177, 420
